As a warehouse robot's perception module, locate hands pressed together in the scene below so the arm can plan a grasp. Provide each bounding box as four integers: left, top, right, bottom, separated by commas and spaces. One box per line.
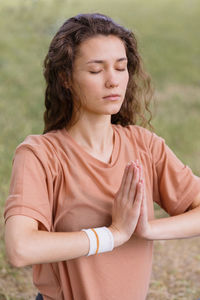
109, 160, 152, 247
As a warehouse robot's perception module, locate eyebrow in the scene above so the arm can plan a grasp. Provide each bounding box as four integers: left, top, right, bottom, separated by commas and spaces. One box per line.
86, 57, 127, 64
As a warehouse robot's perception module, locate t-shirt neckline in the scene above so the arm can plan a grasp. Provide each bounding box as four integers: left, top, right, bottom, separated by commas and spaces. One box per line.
62, 124, 119, 168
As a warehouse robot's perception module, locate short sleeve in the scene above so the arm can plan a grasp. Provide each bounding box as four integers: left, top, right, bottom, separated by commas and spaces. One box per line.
150, 133, 200, 216
4, 145, 53, 231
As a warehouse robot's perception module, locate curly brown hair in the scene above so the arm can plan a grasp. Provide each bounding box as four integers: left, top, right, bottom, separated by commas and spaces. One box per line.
43, 13, 154, 134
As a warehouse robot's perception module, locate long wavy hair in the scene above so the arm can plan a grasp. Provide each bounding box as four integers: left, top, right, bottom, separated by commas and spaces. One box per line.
43, 13, 154, 134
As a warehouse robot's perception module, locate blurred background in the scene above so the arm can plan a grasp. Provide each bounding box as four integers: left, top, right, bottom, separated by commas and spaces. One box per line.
0, 0, 200, 299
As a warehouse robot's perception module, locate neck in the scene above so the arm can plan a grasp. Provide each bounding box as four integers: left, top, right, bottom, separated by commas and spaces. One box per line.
66, 114, 114, 153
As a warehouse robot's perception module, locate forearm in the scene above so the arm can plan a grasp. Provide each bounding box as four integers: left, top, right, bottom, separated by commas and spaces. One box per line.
6, 225, 120, 268
147, 206, 200, 240
8, 230, 90, 267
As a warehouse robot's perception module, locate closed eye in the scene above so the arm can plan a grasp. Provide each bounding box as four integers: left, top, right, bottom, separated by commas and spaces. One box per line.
90, 68, 126, 74
89, 71, 101, 74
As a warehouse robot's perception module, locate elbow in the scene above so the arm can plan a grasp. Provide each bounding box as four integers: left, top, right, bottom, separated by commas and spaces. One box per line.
5, 240, 29, 268
7, 257, 25, 269
8, 257, 27, 269
4, 216, 37, 268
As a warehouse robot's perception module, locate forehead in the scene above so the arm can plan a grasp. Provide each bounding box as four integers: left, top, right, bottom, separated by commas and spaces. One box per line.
75, 35, 127, 62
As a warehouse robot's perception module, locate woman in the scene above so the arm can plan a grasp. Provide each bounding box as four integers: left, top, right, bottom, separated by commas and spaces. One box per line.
4, 13, 200, 300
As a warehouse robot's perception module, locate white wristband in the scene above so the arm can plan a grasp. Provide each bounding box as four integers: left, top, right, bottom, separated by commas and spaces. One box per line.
81, 226, 114, 256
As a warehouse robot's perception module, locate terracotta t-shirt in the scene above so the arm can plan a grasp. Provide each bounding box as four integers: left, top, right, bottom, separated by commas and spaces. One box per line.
4, 124, 200, 300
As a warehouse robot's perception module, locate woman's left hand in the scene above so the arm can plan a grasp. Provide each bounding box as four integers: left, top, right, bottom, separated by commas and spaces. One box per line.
134, 162, 200, 241
134, 162, 152, 240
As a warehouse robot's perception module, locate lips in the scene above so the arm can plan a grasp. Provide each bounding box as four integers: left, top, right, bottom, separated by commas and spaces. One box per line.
103, 94, 120, 100
103, 94, 120, 98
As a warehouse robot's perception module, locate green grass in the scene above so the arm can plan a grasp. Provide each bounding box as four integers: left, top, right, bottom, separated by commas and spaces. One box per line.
0, 0, 200, 298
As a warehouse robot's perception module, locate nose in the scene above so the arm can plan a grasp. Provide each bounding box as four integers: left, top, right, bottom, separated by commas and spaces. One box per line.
105, 70, 119, 88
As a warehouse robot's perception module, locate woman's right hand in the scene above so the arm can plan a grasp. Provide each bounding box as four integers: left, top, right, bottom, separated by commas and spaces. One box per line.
109, 161, 143, 247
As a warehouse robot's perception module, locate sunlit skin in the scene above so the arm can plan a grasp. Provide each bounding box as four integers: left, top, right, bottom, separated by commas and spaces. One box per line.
66, 35, 129, 154
71, 34, 129, 116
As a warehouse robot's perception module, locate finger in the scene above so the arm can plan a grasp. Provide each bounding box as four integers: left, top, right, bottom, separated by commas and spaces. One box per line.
132, 180, 143, 209
117, 162, 134, 198
128, 165, 139, 201
138, 161, 144, 184
141, 181, 148, 218
122, 162, 136, 200
136, 160, 142, 181
139, 163, 147, 201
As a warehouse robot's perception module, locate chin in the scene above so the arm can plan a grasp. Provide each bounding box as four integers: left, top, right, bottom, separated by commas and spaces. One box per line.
91, 104, 122, 116
105, 109, 121, 115
107, 105, 122, 115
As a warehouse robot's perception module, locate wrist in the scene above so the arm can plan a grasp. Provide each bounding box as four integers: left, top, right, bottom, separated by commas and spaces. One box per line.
134, 221, 155, 241
108, 225, 127, 247
142, 221, 156, 240
81, 227, 114, 256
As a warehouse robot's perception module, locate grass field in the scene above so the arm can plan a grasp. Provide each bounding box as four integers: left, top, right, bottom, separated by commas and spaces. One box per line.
0, 0, 200, 299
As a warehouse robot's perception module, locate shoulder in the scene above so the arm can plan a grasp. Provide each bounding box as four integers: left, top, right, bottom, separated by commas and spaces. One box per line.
14, 130, 62, 162
114, 124, 167, 159
114, 124, 161, 146
9, 130, 66, 185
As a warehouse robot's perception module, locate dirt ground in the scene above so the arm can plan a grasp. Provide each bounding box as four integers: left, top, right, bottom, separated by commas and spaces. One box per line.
147, 238, 200, 300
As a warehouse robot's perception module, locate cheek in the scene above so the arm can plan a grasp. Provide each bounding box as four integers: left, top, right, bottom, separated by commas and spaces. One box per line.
72, 78, 93, 97
122, 72, 129, 88
73, 78, 100, 104
80, 75, 100, 90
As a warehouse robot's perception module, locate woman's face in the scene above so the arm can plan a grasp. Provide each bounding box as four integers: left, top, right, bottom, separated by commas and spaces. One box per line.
70, 34, 129, 117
